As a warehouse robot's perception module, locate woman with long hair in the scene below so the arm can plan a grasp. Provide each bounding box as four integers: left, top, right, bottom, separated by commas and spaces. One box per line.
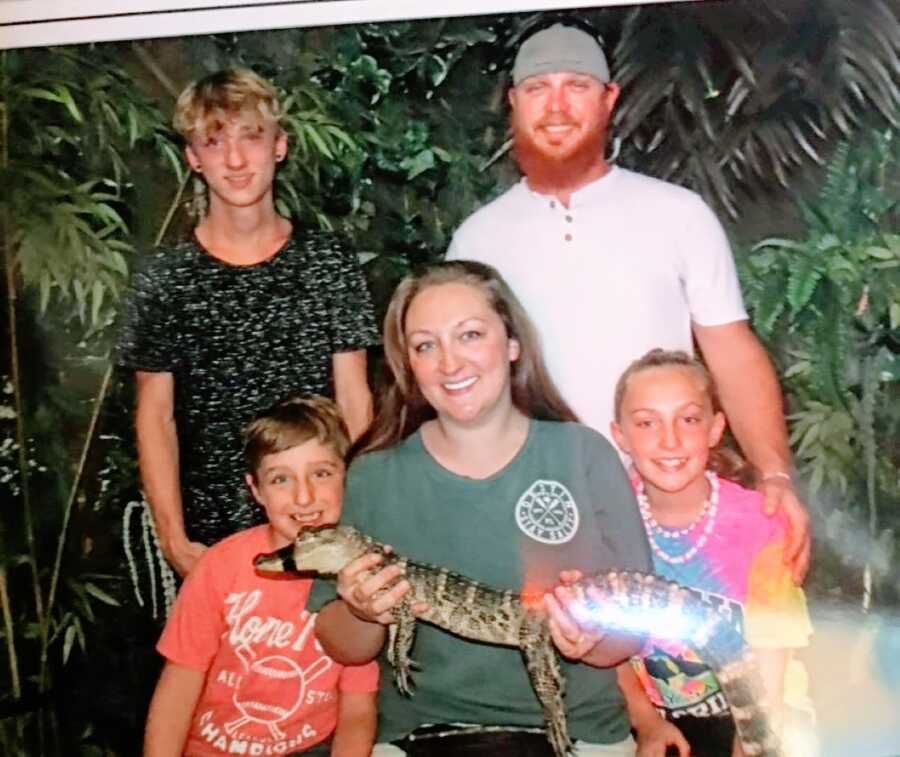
314, 260, 652, 756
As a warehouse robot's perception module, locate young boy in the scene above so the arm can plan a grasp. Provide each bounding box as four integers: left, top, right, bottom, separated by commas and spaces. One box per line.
143, 396, 378, 757
117, 68, 378, 576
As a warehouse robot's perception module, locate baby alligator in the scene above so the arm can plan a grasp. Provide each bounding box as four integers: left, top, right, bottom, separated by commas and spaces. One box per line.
255, 525, 782, 757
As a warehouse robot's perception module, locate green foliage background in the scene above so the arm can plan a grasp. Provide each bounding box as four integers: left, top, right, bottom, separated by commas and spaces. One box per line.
0, 2, 897, 753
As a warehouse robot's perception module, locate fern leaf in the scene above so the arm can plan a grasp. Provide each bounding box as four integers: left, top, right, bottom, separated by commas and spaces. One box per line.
753, 267, 790, 337
810, 286, 850, 406
787, 252, 825, 315
820, 140, 851, 210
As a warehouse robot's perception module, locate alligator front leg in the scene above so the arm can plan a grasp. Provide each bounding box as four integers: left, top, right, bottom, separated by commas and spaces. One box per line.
519, 617, 573, 757
387, 595, 419, 695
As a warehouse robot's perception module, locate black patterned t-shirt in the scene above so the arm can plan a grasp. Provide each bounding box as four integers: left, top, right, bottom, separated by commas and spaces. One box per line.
116, 230, 379, 545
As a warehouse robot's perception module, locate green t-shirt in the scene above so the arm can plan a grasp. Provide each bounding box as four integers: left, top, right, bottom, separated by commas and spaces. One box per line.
317, 419, 651, 743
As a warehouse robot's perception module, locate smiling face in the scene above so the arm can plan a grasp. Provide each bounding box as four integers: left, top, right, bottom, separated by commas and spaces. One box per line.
509, 72, 619, 184
404, 282, 521, 430
185, 112, 286, 213
245, 438, 345, 549
611, 365, 726, 511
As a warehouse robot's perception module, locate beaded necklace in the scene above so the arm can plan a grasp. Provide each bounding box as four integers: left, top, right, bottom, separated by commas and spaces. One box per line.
637, 470, 719, 565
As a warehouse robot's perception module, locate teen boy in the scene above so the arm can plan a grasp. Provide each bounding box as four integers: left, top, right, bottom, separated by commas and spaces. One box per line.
117, 69, 379, 576
143, 396, 378, 757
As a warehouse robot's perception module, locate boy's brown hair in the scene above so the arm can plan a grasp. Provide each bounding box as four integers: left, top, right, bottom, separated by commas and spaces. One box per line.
243, 395, 350, 478
173, 67, 282, 142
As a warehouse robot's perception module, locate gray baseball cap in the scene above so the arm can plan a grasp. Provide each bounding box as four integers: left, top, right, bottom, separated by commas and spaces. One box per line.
512, 23, 610, 86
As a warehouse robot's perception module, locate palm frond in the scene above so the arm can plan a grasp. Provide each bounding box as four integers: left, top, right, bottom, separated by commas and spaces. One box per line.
613, 0, 899, 218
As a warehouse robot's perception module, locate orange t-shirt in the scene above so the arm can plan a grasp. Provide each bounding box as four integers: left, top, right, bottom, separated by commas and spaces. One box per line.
158, 525, 378, 755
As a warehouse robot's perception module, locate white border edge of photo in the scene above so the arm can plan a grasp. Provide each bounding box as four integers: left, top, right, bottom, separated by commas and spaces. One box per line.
0, 0, 701, 51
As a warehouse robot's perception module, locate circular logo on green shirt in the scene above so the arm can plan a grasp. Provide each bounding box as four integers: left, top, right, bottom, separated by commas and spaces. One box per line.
515, 479, 579, 544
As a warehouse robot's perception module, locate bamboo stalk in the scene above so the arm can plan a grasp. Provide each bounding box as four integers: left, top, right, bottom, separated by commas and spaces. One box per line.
860, 352, 879, 614
156, 173, 190, 248
130, 42, 180, 98
37, 141, 187, 686
0, 569, 20, 699
41, 363, 113, 653
1, 49, 43, 697
862, 355, 878, 538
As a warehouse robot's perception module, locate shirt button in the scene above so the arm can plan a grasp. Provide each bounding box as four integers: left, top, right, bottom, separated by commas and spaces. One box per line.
550, 201, 556, 209
564, 233, 573, 242
565, 215, 573, 223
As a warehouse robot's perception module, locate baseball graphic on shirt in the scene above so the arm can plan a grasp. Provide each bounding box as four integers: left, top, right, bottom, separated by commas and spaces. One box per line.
225, 655, 331, 740
515, 479, 579, 544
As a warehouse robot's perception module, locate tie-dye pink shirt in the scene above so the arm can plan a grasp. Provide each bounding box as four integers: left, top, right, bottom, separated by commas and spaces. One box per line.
631, 476, 811, 718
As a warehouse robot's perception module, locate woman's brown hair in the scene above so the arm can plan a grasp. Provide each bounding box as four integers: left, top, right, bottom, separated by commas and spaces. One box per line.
353, 260, 578, 458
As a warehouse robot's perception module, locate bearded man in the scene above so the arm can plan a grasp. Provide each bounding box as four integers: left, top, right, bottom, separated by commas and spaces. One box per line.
446, 21, 810, 581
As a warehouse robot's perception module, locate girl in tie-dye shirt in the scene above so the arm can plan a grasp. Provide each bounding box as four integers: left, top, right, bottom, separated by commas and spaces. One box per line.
609, 349, 811, 757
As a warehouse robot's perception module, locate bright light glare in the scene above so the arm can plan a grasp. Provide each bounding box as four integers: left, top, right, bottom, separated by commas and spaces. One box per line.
568, 599, 706, 642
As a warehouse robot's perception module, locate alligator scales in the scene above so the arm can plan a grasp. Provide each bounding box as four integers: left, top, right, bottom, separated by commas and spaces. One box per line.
255, 525, 782, 757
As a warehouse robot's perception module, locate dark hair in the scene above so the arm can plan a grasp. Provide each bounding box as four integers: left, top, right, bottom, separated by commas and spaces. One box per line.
243, 395, 350, 477
353, 260, 578, 458
614, 348, 752, 484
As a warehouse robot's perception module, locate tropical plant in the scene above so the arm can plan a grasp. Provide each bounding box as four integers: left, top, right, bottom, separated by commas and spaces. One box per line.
309, 20, 507, 300
739, 128, 899, 606
612, 0, 900, 219
1, 42, 180, 712
3, 47, 181, 332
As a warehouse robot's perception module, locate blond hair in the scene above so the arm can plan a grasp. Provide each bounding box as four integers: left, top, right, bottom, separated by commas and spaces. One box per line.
173, 68, 282, 141
614, 348, 752, 484
243, 395, 350, 477
354, 260, 577, 458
